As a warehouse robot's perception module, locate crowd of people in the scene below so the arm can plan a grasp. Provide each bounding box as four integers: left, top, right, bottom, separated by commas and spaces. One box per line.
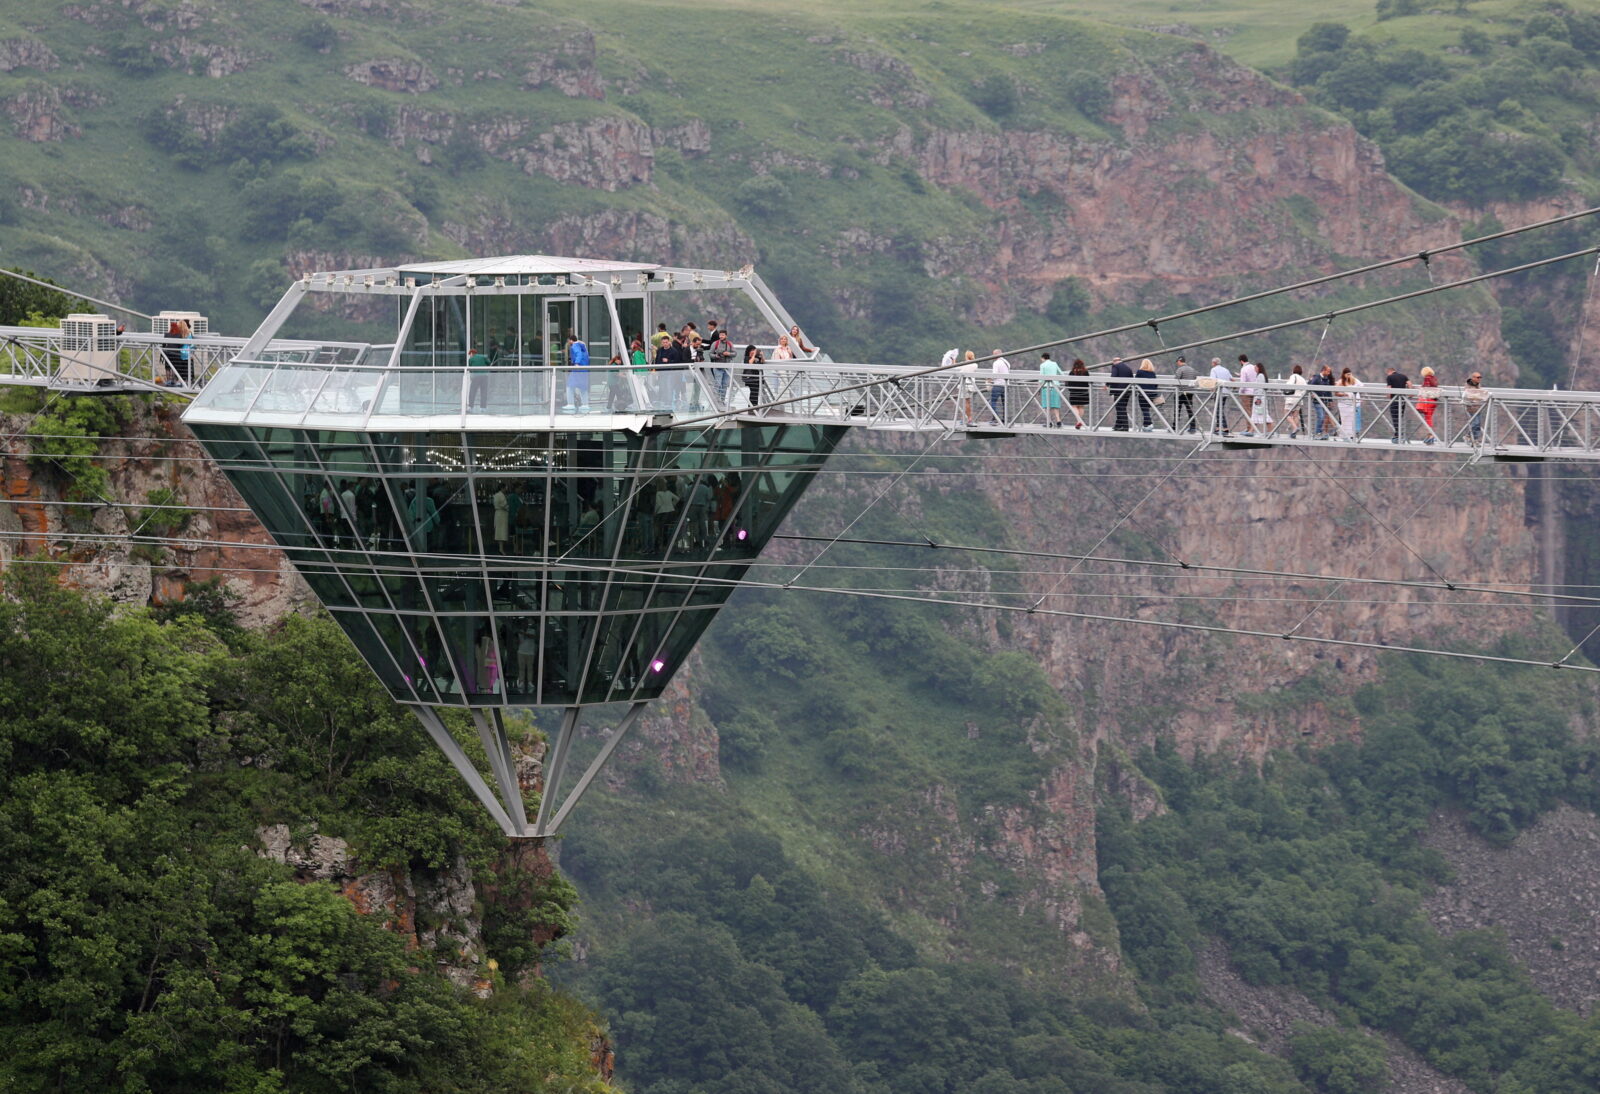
944, 349, 1489, 443
466, 317, 819, 413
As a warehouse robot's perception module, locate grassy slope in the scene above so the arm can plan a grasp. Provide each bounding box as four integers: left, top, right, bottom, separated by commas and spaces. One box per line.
0, 0, 1418, 352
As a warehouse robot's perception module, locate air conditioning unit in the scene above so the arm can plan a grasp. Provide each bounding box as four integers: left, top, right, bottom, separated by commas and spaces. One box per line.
151, 310, 209, 337
58, 313, 118, 384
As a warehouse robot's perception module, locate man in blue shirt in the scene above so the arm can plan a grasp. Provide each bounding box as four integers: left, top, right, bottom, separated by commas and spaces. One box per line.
565, 332, 591, 412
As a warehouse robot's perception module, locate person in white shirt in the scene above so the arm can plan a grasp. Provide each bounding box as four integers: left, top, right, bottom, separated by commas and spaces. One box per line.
1238, 356, 1261, 433
939, 347, 962, 423
1208, 357, 1233, 434
989, 350, 1010, 422
1282, 364, 1308, 437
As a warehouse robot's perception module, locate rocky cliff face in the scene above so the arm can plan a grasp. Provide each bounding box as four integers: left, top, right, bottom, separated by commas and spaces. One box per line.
0, 401, 309, 625
607, 41, 1551, 978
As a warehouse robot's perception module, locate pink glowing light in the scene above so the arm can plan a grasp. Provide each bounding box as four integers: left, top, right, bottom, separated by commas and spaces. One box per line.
735, 528, 748, 541
650, 658, 666, 673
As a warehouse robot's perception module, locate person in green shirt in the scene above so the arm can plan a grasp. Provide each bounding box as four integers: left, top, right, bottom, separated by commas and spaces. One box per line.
1038, 352, 1063, 427
467, 344, 490, 410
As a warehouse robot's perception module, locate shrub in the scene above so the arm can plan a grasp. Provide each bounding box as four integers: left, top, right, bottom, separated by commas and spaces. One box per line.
733, 174, 790, 218
1288, 1025, 1389, 1094
971, 74, 1018, 120
718, 710, 773, 770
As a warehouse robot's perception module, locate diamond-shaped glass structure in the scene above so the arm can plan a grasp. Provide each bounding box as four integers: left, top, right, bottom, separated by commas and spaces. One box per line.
184, 257, 843, 835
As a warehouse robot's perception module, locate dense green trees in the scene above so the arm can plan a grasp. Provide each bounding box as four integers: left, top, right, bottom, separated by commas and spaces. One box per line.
0, 569, 604, 1092
1102, 653, 1600, 1092
1287, 10, 1600, 205
0, 269, 81, 326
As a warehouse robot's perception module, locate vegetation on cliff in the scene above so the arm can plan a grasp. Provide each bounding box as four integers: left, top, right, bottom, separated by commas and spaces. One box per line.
1104, 651, 1600, 1092
0, 569, 610, 1093
563, 639, 1600, 1093
1285, 4, 1600, 207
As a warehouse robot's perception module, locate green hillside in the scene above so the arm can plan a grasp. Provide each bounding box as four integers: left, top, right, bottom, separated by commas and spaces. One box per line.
7, 3, 1600, 1093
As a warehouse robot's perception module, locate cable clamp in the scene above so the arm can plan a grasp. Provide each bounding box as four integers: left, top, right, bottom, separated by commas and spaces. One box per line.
1418, 250, 1432, 266
1146, 318, 1160, 331
924, 536, 938, 548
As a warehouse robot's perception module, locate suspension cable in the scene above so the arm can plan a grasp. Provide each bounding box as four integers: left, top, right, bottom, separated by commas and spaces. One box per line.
0, 267, 152, 322
669, 243, 1600, 429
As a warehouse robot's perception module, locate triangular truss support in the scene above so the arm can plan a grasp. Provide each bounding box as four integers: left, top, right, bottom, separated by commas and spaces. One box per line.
411, 703, 649, 839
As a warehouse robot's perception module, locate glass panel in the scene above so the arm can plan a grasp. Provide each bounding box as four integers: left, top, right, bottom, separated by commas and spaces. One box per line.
330, 609, 413, 698
251, 364, 333, 416
308, 368, 378, 417
189, 360, 273, 412
545, 299, 574, 367
373, 370, 462, 416
519, 296, 545, 364
196, 422, 849, 709
583, 295, 613, 368
616, 297, 644, 354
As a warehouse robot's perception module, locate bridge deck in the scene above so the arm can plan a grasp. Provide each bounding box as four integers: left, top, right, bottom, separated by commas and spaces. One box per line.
737, 364, 1600, 463
5, 321, 1592, 463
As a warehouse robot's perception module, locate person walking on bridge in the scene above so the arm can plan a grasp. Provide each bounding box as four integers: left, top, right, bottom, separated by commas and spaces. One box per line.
1109, 357, 1135, 431
1337, 368, 1360, 439
1066, 359, 1090, 428
1385, 366, 1413, 443
989, 350, 1010, 423
960, 350, 981, 425
1417, 366, 1440, 444
1282, 364, 1307, 437
1136, 358, 1159, 431
1038, 352, 1063, 427
1309, 363, 1336, 437
1208, 357, 1232, 435
1174, 356, 1197, 433
1464, 371, 1487, 441
1238, 355, 1261, 433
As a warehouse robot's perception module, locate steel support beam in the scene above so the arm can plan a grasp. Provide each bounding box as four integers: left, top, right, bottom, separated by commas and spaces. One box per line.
471, 708, 529, 836
413, 706, 518, 837
532, 705, 580, 835
543, 702, 648, 836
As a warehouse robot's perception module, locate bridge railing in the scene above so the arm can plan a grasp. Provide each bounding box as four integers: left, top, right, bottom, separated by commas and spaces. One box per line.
0, 326, 377, 393
735, 363, 1600, 458
174, 352, 1600, 460
187, 359, 733, 424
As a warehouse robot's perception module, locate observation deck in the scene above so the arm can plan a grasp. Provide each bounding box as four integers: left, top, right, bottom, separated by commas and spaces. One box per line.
17, 250, 1583, 839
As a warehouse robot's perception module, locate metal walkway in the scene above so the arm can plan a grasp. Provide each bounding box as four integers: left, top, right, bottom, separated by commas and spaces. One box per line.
735, 363, 1600, 463
7, 315, 1596, 462
0, 324, 356, 396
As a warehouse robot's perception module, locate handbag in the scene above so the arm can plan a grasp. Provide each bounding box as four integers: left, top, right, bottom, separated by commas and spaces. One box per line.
1196, 377, 1218, 390
1153, 395, 1167, 406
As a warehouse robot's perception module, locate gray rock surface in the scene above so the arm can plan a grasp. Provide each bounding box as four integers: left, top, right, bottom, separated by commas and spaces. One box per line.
1422, 803, 1600, 1016
1195, 937, 1472, 1094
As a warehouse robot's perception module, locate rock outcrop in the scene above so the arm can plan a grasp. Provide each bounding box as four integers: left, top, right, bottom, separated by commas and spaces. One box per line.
258, 823, 491, 992
0, 38, 60, 73
5, 83, 80, 142
1195, 937, 1473, 1094
0, 401, 311, 626
346, 57, 438, 94
1422, 804, 1600, 1017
